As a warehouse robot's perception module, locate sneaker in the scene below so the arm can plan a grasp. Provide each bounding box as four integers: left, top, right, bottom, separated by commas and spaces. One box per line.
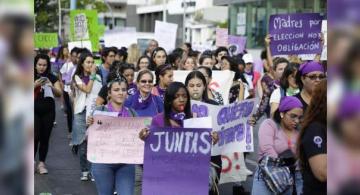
88, 172, 95, 182
80, 172, 89, 181
37, 162, 48, 174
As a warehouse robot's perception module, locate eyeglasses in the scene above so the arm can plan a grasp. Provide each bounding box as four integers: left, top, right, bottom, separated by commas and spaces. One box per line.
285, 113, 303, 121
305, 74, 326, 81
140, 80, 153, 84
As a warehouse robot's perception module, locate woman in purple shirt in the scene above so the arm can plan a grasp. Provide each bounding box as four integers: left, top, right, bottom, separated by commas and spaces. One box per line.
152, 64, 174, 101
252, 96, 304, 195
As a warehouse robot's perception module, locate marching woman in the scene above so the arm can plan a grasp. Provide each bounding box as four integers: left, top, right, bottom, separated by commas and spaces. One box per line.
297, 80, 327, 195
152, 64, 174, 101
70, 52, 102, 181
150, 47, 167, 70
86, 76, 137, 195
136, 55, 151, 71
197, 66, 224, 105
124, 69, 163, 195
139, 81, 219, 194
295, 61, 326, 112
34, 54, 62, 174
252, 96, 304, 195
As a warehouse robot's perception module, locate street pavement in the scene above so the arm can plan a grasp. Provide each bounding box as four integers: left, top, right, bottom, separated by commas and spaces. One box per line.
35, 99, 263, 195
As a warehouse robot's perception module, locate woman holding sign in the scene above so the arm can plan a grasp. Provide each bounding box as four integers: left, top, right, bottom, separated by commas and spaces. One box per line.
124, 69, 163, 195
87, 76, 137, 195
252, 96, 304, 195
140, 81, 220, 194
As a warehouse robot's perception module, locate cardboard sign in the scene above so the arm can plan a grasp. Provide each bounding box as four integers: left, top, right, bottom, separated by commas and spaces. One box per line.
87, 115, 152, 164
154, 21, 178, 53
269, 13, 323, 55
143, 127, 211, 195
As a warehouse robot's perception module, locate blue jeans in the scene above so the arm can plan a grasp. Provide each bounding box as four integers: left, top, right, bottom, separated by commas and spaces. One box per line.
251, 167, 303, 195
92, 163, 135, 195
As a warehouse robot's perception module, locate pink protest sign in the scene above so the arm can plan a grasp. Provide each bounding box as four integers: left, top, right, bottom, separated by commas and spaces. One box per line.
87, 115, 152, 164
216, 28, 228, 47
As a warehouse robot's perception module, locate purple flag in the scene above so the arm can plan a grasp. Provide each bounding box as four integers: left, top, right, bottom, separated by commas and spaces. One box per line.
269, 13, 323, 55
143, 127, 212, 195
228, 35, 247, 55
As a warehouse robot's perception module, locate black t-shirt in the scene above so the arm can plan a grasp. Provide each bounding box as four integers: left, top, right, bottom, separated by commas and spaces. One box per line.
294, 93, 308, 112
35, 73, 58, 113
98, 84, 108, 104
301, 122, 327, 195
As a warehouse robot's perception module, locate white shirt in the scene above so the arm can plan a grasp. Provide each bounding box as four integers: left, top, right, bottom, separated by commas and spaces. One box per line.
73, 74, 102, 117
60, 61, 75, 92
270, 88, 281, 104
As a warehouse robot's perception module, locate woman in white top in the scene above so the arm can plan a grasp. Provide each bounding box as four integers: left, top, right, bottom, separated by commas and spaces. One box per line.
70, 52, 102, 181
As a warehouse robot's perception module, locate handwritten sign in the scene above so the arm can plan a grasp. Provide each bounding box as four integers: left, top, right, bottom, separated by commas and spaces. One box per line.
87, 115, 152, 164
216, 28, 228, 47
228, 35, 247, 55
154, 21, 178, 53
34, 33, 58, 49
143, 127, 211, 195
220, 152, 250, 184
191, 98, 258, 155
269, 13, 323, 55
74, 13, 89, 40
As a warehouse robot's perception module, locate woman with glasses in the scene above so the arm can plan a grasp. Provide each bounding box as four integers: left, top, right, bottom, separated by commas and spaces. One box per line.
252, 96, 304, 195
124, 69, 163, 195
152, 64, 174, 101
295, 61, 326, 112
86, 76, 137, 195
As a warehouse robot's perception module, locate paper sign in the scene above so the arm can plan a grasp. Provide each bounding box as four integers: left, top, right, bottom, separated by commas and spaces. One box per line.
68, 40, 92, 52
191, 98, 258, 155
34, 33, 58, 49
269, 13, 323, 55
104, 27, 137, 48
143, 127, 211, 195
87, 115, 152, 164
74, 13, 89, 40
220, 152, 250, 184
216, 28, 228, 47
154, 21, 178, 53
228, 35, 247, 55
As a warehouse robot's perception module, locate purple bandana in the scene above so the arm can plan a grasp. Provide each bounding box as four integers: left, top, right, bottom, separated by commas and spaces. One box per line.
170, 111, 186, 127
82, 75, 90, 85
128, 83, 137, 95
107, 103, 130, 117
133, 90, 153, 110
279, 96, 303, 112
156, 86, 166, 100
299, 61, 325, 76
337, 93, 360, 120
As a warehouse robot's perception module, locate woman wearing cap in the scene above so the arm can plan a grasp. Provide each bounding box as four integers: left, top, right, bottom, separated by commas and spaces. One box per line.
252, 96, 304, 195
297, 80, 326, 195
242, 53, 261, 98
295, 61, 326, 111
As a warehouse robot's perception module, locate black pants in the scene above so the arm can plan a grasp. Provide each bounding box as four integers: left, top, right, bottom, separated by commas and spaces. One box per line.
34, 100, 55, 162
63, 90, 73, 133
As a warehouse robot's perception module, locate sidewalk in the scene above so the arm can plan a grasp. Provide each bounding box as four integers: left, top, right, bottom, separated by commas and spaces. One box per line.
35, 100, 97, 195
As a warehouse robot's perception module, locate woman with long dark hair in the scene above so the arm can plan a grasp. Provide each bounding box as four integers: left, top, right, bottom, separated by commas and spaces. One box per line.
150, 47, 167, 70
34, 54, 62, 174
152, 64, 174, 101
297, 80, 327, 195
70, 52, 102, 181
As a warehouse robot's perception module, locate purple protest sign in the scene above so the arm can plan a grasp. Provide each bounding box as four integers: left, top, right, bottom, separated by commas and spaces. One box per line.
143, 127, 212, 195
228, 35, 247, 55
269, 13, 323, 55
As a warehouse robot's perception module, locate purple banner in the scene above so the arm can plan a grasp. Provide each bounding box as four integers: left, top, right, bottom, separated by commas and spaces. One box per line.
143, 127, 212, 195
269, 13, 323, 55
228, 35, 247, 55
